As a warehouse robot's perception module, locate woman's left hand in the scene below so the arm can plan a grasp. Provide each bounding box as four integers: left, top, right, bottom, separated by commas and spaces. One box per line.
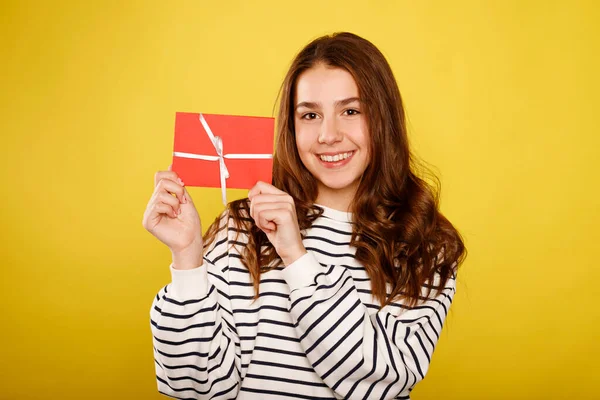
248, 181, 307, 266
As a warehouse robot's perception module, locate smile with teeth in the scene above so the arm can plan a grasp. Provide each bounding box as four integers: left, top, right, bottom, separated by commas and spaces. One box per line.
318, 151, 354, 162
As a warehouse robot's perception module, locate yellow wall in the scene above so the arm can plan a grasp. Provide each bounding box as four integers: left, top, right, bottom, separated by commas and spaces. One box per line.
1, 1, 598, 399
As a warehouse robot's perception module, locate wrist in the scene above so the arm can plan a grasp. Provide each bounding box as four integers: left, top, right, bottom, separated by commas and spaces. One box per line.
171, 237, 204, 270
282, 246, 307, 267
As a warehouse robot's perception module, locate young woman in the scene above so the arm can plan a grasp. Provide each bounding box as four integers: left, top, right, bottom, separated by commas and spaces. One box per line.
143, 32, 465, 400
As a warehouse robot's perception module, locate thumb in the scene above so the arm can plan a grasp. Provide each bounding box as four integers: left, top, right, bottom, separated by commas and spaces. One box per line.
182, 187, 195, 206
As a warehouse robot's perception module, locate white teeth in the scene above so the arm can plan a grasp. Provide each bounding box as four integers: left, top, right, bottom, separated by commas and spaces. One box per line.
319, 151, 353, 162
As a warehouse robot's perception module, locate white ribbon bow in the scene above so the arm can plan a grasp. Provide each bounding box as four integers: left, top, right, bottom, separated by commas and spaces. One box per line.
173, 113, 273, 205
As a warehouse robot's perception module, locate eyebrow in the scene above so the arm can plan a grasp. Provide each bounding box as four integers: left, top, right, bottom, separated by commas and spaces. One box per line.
295, 97, 361, 111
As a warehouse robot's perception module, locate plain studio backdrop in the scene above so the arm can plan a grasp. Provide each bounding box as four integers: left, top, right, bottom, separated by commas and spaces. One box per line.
1, 1, 598, 399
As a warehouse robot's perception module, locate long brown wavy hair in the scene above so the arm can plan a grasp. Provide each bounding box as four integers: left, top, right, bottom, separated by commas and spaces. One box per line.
204, 32, 466, 308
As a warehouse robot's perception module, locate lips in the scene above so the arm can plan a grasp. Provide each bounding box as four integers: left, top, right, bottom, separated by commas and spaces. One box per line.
316, 150, 355, 168
318, 151, 354, 162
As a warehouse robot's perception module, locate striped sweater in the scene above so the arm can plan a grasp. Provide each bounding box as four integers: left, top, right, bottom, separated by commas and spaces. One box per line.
150, 205, 457, 399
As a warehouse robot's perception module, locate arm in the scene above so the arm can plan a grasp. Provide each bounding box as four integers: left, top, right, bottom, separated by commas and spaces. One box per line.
282, 252, 456, 399
150, 214, 240, 399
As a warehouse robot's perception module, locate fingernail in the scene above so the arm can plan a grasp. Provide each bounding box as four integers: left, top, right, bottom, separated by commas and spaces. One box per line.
178, 178, 185, 186
178, 208, 182, 215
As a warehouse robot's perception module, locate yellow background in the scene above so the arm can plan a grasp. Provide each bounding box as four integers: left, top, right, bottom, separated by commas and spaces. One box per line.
1, 1, 598, 399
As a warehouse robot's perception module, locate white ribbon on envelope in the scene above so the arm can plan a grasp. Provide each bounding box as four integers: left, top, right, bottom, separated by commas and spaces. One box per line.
173, 113, 273, 205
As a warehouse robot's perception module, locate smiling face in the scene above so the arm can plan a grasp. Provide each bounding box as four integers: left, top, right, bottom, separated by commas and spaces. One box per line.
294, 64, 370, 211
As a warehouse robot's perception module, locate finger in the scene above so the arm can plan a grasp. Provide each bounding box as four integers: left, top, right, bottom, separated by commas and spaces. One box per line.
251, 193, 292, 205
249, 194, 292, 220
150, 201, 178, 221
154, 170, 184, 188
255, 208, 289, 231
168, 164, 172, 171
253, 203, 292, 230
261, 220, 276, 232
155, 178, 185, 203
156, 202, 179, 219
155, 191, 181, 213
182, 186, 194, 206
254, 209, 277, 231
250, 198, 293, 222
248, 181, 286, 199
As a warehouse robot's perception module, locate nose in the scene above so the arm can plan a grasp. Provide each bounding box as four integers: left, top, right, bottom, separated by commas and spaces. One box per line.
319, 116, 343, 145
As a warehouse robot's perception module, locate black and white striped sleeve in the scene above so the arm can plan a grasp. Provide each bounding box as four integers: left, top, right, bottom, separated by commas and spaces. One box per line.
150, 215, 240, 399
282, 252, 456, 399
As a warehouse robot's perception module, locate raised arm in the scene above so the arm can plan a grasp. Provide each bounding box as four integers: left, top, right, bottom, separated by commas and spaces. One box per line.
148, 204, 241, 399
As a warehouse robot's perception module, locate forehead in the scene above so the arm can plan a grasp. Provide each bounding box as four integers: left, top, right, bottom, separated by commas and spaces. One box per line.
295, 65, 359, 103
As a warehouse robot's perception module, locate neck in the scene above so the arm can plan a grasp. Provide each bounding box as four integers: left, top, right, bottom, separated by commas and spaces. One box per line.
315, 182, 358, 212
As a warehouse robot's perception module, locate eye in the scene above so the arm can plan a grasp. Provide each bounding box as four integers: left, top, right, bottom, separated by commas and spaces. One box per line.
344, 109, 360, 116
301, 112, 318, 120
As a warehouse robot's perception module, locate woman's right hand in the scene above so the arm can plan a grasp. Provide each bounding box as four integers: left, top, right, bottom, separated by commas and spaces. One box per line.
142, 167, 203, 270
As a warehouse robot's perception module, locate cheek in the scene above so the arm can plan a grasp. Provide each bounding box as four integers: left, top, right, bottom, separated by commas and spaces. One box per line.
294, 125, 316, 155
346, 122, 370, 151
359, 120, 370, 148
354, 125, 371, 165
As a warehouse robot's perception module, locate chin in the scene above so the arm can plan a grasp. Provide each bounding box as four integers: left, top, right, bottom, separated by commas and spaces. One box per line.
317, 175, 361, 192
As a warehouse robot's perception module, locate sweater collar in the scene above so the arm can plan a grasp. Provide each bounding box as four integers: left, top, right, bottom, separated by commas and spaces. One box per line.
315, 204, 353, 224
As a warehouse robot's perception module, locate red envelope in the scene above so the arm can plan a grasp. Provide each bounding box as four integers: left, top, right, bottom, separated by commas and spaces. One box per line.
172, 112, 274, 203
